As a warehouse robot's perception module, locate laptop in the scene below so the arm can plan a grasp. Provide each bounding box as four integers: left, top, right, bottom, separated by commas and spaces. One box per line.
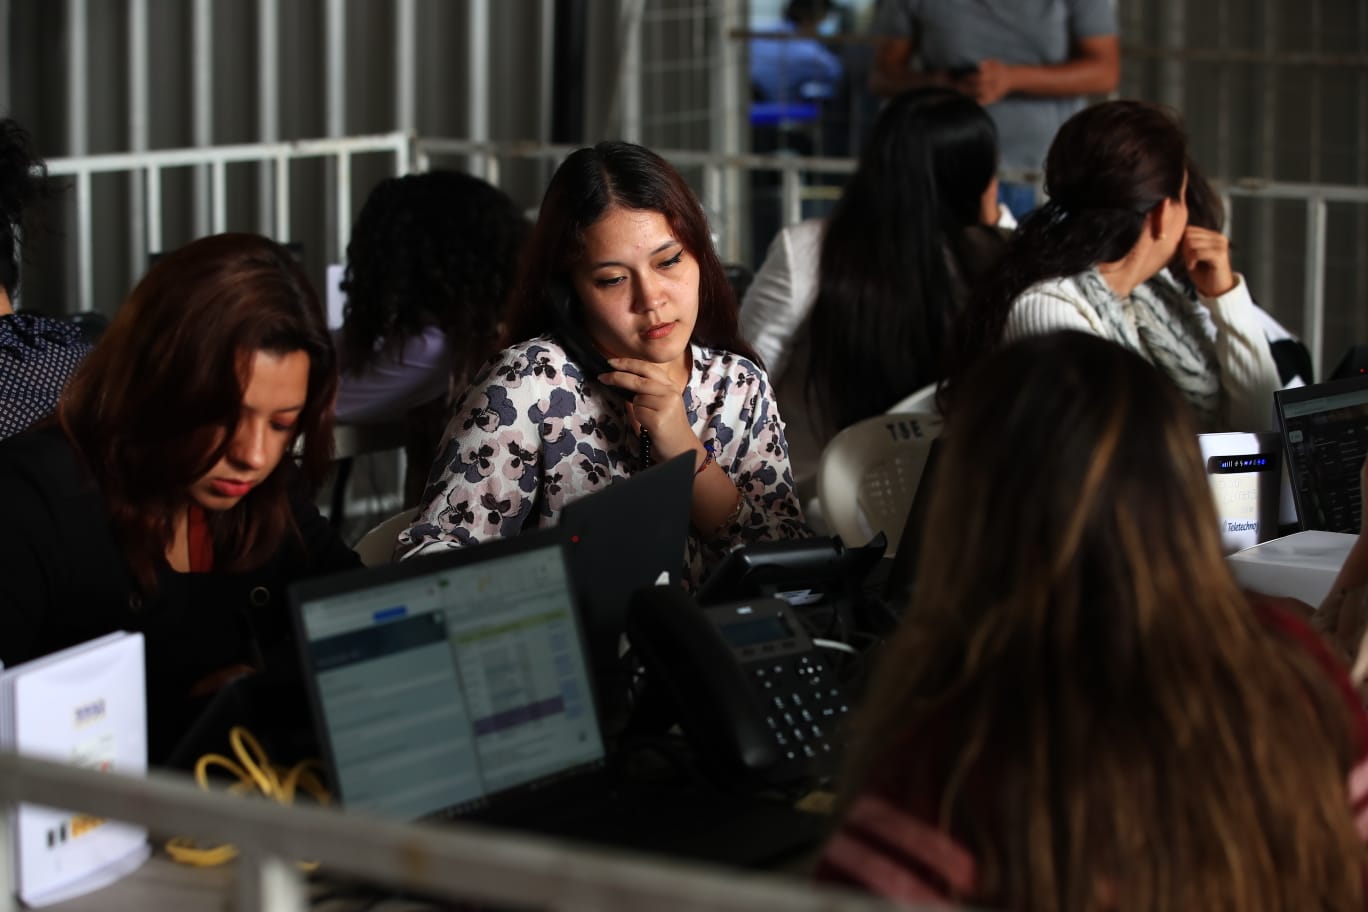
1275, 374, 1368, 533
558, 452, 694, 676
288, 529, 827, 865
1197, 432, 1285, 554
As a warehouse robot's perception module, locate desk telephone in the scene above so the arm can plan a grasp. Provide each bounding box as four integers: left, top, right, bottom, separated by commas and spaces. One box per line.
627, 585, 852, 787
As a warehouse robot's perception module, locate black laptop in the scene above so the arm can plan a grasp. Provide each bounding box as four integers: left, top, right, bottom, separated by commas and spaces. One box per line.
1275, 374, 1368, 533
558, 452, 694, 675
288, 529, 828, 866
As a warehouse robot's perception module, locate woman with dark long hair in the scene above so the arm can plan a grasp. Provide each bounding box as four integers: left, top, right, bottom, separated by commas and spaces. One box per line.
740, 87, 1007, 482
0, 117, 91, 439
951, 100, 1279, 431
820, 331, 1368, 910
336, 170, 531, 422
0, 233, 359, 762
400, 141, 807, 586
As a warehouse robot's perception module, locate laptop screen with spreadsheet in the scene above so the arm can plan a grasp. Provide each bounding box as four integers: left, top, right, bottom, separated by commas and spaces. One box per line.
1276, 374, 1368, 534
290, 531, 605, 822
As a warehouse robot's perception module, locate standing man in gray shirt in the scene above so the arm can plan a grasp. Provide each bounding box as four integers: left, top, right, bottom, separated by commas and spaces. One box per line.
869, 0, 1119, 215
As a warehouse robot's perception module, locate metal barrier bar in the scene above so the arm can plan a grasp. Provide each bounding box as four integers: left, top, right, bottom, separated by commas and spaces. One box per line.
145, 165, 162, 255
211, 159, 227, 235
0, 752, 908, 912
75, 171, 94, 313
42, 133, 1368, 373
1304, 196, 1329, 381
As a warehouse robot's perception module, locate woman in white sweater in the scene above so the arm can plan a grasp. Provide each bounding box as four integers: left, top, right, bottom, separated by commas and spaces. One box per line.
953, 101, 1279, 432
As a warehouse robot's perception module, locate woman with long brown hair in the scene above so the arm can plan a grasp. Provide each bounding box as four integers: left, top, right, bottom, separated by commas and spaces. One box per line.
0, 233, 359, 762
820, 331, 1368, 911
399, 141, 807, 588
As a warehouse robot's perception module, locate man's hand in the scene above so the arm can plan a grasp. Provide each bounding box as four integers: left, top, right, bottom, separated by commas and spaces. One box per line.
955, 59, 1013, 105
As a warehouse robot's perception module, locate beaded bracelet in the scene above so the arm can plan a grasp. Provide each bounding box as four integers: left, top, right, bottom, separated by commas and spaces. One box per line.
695, 439, 717, 478
711, 486, 746, 538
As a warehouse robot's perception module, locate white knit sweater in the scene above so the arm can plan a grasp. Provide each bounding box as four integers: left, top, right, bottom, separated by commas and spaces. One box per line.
1004, 271, 1282, 431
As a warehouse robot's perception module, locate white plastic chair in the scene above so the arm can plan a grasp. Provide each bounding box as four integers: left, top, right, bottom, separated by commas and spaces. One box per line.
816, 412, 943, 554
885, 381, 942, 416
353, 508, 418, 567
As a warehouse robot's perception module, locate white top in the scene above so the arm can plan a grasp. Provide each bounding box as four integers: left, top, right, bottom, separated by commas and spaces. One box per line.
739, 218, 827, 381
1005, 272, 1282, 431
741, 205, 1018, 383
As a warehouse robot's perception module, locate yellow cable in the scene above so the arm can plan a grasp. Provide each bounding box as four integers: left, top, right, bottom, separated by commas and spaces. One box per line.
165, 725, 331, 868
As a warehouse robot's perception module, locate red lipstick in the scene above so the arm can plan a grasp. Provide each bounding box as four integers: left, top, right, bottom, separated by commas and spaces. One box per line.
211, 479, 254, 498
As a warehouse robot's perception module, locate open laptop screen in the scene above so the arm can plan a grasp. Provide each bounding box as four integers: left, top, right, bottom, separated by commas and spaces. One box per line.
1276, 375, 1368, 534
292, 535, 605, 821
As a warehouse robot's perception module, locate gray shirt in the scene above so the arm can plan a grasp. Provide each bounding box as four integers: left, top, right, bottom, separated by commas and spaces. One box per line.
872, 0, 1116, 171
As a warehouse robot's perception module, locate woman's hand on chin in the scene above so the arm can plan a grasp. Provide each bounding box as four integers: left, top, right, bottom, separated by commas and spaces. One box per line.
1181, 226, 1238, 298
599, 357, 702, 462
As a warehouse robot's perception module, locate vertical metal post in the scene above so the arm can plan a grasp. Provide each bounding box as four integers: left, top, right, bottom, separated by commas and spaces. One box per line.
619, 0, 643, 144
0, 801, 17, 912
1358, 1, 1368, 348
0, 0, 10, 115
66, 0, 89, 314
712, 0, 744, 262
211, 159, 227, 235
237, 854, 307, 912
192, 0, 213, 239
1304, 197, 1328, 381
324, 0, 345, 257
395, 0, 417, 133
466, 0, 491, 175
335, 152, 351, 265
128, 0, 150, 275
538, 0, 555, 151
76, 171, 93, 312
257, 0, 279, 237
1157, 0, 1185, 111
781, 166, 802, 229
1215, 0, 1231, 179
1255, 0, 1277, 310
274, 156, 291, 244
146, 165, 163, 255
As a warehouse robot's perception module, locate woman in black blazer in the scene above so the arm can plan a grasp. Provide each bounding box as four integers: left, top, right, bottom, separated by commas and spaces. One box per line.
0, 233, 360, 762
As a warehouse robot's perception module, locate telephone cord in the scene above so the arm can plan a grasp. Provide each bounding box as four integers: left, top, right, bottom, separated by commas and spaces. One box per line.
164, 725, 331, 868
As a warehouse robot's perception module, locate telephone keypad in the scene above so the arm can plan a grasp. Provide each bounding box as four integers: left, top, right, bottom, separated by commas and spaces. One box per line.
744, 650, 852, 780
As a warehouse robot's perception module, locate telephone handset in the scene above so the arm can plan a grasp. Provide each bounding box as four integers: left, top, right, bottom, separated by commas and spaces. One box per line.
549, 278, 630, 397
626, 585, 852, 787
549, 278, 652, 463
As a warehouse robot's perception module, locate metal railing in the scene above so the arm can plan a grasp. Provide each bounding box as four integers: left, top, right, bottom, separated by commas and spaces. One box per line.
40, 133, 1368, 380
41, 132, 412, 315
0, 751, 911, 912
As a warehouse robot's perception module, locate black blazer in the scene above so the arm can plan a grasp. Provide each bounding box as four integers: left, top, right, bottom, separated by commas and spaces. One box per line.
0, 427, 362, 762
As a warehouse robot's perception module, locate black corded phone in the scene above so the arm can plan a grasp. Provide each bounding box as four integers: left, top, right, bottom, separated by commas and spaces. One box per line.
548, 278, 652, 463
549, 279, 626, 392
626, 585, 853, 788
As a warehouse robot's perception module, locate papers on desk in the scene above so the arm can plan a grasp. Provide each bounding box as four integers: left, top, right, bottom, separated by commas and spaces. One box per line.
1, 632, 150, 907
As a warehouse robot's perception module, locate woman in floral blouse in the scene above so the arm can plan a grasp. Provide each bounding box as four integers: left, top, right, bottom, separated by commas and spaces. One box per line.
398, 141, 808, 586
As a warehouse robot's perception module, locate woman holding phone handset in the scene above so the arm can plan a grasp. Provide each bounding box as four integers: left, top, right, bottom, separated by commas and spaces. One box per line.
400, 142, 807, 585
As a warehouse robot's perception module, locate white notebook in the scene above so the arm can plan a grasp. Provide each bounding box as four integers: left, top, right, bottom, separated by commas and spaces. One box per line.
1, 632, 150, 907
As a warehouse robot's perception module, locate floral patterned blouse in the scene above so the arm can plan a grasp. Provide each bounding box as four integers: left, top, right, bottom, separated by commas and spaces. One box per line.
398, 335, 809, 587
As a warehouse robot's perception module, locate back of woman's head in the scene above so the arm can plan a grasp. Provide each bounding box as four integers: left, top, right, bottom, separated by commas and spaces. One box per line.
503, 141, 757, 362
949, 102, 1189, 386
62, 233, 337, 584
808, 88, 999, 429
341, 170, 530, 381
0, 118, 55, 300
848, 331, 1366, 911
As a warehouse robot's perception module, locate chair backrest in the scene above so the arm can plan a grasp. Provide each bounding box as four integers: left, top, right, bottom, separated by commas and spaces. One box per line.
816, 412, 943, 553
885, 381, 941, 416
352, 508, 418, 567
